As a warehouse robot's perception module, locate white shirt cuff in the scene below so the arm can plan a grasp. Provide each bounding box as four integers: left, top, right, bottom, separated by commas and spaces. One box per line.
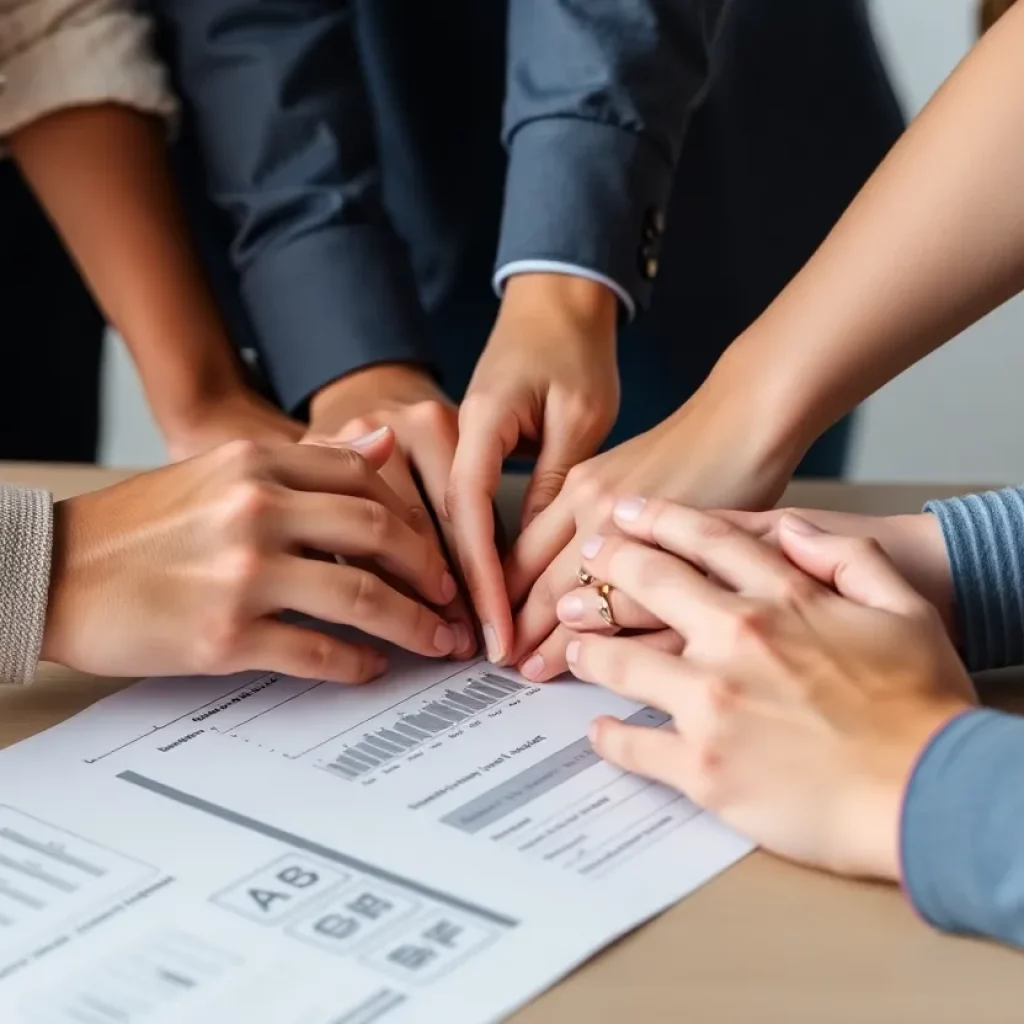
493, 260, 636, 321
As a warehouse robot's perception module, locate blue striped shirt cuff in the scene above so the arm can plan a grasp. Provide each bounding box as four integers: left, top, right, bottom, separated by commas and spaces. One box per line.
924, 487, 1024, 672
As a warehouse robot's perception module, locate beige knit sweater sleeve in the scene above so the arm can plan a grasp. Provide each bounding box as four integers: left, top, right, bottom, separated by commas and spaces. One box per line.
0, 486, 52, 686
0, 0, 177, 140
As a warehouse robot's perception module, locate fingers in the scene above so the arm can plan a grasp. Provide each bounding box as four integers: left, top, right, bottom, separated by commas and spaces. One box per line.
611, 499, 822, 603
305, 424, 396, 471
588, 719, 685, 792
556, 585, 663, 633
267, 556, 460, 659
777, 515, 926, 615
503, 494, 576, 607
577, 533, 740, 639
266, 441, 412, 523
508, 543, 578, 665
520, 403, 602, 529
224, 620, 388, 685
446, 399, 521, 661
566, 632, 688, 707
280, 492, 456, 608
400, 413, 477, 659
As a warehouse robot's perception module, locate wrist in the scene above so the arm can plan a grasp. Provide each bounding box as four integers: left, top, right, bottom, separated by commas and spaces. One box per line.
500, 273, 618, 335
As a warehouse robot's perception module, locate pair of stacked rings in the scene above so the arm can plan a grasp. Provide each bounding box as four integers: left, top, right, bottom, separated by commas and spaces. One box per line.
576, 567, 617, 628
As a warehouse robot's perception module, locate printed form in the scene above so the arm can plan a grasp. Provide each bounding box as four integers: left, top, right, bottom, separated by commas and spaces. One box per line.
0, 647, 752, 1023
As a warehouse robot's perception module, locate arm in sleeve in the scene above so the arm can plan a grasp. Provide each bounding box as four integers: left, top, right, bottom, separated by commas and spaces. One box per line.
902, 708, 1024, 947
150, 0, 431, 413
924, 487, 1024, 672
0, 0, 176, 139
0, 487, 53, 686
495, 0, 728, 316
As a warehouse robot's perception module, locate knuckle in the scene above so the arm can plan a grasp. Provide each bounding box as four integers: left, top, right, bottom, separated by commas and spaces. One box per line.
344, 417, 379, 440
217, 544, 266, 592
529, 468, 568, 503
727, 602, 776, 645
362, 500, 395, 546
193, 614, 244, 674
329, 445, 371, 477
706, 674, 741, 714
217, 438, 265, 476
564, 463, 603, 506
693, 513, 734, 542
220, 479, 276, 531
410, 398, 454, 433
778, 573, 819, 606
405, 503, 433, 536
441, 484, 460, 524
300, 633, 340, 680
349, 571, 385, 620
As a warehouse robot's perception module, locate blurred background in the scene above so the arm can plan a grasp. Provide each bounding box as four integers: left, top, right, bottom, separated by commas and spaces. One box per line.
96, 0, 1024, 481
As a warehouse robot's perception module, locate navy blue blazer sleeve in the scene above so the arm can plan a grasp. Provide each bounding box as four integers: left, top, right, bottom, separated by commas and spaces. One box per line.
151, 0, 431, 413
498, 0, 725, 314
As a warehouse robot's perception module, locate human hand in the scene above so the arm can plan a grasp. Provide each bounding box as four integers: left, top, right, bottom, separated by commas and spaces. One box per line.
566, 500, 977, 881
555, 507, 956, 643
163, 386, 304, 461
715, 507, 956, 637
303, 363, 475, 658
444, 274, 620, 662
41, 430, 465, 682
506, 374, 801, 682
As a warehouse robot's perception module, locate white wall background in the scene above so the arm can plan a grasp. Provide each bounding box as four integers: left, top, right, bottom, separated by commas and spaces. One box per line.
99, 0, 1024, 483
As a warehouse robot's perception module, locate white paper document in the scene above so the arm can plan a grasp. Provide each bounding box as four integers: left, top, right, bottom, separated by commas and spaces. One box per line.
0, 648, 752, 1023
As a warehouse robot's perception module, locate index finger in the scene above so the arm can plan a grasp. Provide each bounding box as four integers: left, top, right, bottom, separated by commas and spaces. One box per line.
446, 400, 521, 662
612, 500, 824, 603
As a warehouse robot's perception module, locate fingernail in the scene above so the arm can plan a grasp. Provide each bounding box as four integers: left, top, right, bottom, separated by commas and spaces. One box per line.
440, 571, 458, 604
451, 622, 471, 654
520, 653, 545, 681
781, 514, 823, 536
613, 497, 647, 523
482, 623, 503, 663
588, 721, 601, 746
566, 639, 581, 665
434, 623, 456, 654
558, 594, 585, 624
347, 425, 390, 450
580, 536, 605, 560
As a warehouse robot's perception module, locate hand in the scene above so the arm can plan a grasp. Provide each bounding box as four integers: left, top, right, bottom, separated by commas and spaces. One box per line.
444, 274, 620, 662
303, 363, 475, 658
163, 387, 304, 461
506, 373, 800, 682
41, 430, 466, 682
554, 507, 956, 643
566, 500, 977, 880
715, 507, 956, 638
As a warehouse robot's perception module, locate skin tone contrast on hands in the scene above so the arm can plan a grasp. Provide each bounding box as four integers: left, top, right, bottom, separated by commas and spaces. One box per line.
560, 500, 976, 881
40, 429, 466, 684
444, 273, 620, 664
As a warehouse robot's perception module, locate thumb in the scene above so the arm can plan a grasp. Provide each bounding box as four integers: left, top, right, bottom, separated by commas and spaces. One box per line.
778, 514, 924, 615
521, 417, 597, 530
311, 425, 396, 471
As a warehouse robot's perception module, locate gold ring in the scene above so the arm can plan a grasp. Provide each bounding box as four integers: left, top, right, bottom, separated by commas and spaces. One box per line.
578, 567, 598, 587
596, 582, 617, 628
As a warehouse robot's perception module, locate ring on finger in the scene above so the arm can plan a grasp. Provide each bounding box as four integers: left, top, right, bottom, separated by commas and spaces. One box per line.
578, 566, 600, 587
596, 582, 617, 628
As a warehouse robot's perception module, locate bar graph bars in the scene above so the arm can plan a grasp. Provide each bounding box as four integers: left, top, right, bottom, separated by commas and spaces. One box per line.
326, 672, 528, 780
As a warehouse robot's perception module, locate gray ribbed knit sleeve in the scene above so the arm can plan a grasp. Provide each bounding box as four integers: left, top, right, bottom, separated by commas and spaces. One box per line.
0, 486, 53, 686
924, 487, 1024, 672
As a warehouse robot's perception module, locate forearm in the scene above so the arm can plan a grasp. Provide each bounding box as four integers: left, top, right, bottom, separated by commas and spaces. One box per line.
703, 3, 1024, 460
902, 708, 1024, 947
11, 106, 248, 435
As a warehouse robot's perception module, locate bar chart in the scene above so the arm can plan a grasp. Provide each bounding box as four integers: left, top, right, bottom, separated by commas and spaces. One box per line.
323, 672, 529, 780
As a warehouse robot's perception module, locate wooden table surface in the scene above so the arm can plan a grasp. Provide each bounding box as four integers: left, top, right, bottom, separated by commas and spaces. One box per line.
2, 463, 1022, 1023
